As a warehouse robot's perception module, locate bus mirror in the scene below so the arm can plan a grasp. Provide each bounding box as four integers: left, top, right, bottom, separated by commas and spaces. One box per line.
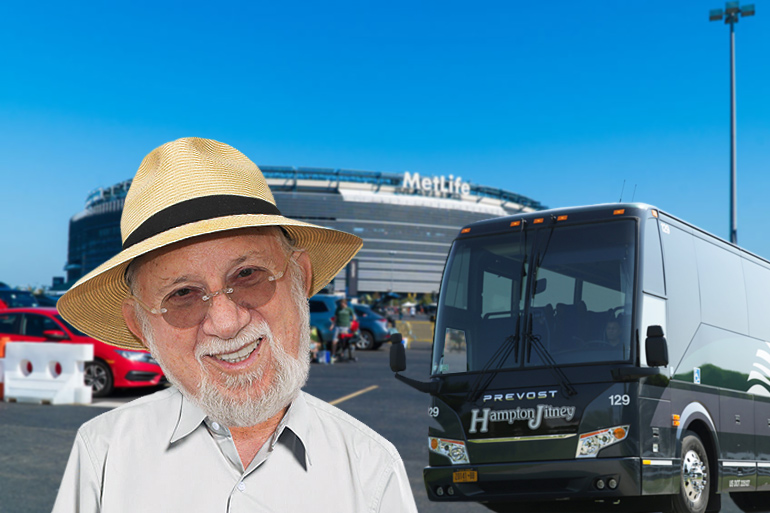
390, 333, 441, 394
535, 278, 547, 295
390, 333, 406, 372
645, 325, 669, 367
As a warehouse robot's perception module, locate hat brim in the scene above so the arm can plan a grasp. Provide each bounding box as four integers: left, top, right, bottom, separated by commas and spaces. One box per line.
57, 215, 362, 350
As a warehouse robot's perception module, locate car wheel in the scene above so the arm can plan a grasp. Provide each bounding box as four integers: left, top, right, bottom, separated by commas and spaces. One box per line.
84, 360, 114, 397
673, 431, 710, 513
356, 330, 375, 350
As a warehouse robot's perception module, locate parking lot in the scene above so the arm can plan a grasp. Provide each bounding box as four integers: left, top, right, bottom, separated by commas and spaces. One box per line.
0, 342, 489, 513
1, 319, 747, 513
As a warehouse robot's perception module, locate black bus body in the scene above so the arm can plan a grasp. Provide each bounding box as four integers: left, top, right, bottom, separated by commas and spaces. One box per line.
398, 204, 770, 513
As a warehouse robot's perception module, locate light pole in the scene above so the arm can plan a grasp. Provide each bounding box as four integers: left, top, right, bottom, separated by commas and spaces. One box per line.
710, 2, 755, 245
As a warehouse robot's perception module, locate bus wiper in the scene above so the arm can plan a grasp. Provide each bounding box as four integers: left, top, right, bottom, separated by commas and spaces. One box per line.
466, 314, 521, 402
525, 218, 556, 297
466, 222, 530, 402
519, 218, 575, 397
527, 314, 577, 397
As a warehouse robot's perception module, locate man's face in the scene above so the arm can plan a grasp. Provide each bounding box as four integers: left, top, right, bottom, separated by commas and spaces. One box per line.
123, 229, 313, 427
606, 321, 620, 343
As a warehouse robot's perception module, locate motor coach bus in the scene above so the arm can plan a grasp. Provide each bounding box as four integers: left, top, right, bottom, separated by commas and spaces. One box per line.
391, 204, 770, 513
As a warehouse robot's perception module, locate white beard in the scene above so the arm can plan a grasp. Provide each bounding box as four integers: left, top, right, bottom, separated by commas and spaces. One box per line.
140, 268, 311, 427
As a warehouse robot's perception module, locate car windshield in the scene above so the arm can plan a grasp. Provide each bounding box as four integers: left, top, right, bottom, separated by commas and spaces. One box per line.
0, 291, 39, 307
431, 219, 636, 375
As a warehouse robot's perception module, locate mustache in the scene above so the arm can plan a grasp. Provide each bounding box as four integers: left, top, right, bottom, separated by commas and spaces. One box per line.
194, 321, 272, 360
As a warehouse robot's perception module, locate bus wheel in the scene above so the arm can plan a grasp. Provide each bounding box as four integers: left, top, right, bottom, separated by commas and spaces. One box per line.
674, 431, 710, 513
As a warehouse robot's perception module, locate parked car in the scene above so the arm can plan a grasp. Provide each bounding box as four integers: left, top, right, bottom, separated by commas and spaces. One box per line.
308, 295, 390, 350
0, 289, 39, 309
308, 294, 341, 346
368, 291, 400, 326
0, 307, 165, 397
32, 293, 60, 307
351, 304, 391, 350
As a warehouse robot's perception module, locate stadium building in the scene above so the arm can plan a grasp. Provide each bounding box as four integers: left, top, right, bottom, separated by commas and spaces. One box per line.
65, 168, 545, 295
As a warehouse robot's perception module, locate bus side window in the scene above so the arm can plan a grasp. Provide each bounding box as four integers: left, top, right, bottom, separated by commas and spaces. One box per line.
658, 221, 700, 369
693, 237, 748, 334
743, 259, 770, 342
643, 218, 665, 296
443, 246, 471, 310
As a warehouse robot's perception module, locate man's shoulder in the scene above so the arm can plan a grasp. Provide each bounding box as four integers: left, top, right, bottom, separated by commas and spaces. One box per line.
79, 386, 182, 435
299, 392, 400, 460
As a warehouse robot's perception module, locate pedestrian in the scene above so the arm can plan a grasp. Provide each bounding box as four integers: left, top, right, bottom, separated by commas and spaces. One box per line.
52, 138, 417, 512
309, 325, 323, 362
331, 298, 355, 363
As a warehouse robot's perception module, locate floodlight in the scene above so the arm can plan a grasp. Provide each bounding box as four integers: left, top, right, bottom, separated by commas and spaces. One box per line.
742, 4, 755, 16
710, 8, 724, 20
726, 2, 740, 14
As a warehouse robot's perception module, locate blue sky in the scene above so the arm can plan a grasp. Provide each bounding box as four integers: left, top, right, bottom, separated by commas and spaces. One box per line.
1, 0, 767, 288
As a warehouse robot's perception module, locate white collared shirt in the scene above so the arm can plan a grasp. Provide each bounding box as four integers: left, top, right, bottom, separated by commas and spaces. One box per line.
52, 387, 417, 513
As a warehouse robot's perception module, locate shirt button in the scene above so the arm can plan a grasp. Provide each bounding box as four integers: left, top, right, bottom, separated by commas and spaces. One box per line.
212, 422, 220, 431
237, 481, 246, 492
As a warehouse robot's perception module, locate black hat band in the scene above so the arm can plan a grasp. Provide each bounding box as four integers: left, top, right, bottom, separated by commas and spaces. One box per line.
122, 195, 282, 250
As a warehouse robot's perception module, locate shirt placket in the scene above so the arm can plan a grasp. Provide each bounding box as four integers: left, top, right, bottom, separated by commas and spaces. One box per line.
205, 417, 286, 512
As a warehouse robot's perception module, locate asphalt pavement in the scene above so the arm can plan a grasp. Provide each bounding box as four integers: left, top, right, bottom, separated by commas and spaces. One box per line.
0, 341, 741, 513
0, 342, 486, 513
304, 343, 489, 513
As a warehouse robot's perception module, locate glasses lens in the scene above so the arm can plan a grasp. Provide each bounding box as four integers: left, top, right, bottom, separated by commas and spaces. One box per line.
157, 266, 284, 328
229, 267, 278, 309
161, 286, 208, 328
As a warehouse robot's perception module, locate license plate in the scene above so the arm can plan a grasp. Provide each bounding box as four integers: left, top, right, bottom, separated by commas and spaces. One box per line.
453, 470, 478, 483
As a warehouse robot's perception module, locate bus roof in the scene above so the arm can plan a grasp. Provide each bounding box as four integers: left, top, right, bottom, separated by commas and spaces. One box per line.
456, 203, 654, 235
456, 202, 770, 268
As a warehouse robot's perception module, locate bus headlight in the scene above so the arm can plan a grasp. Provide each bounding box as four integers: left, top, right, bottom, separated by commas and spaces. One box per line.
429, 437, 470, 464
576, 425, 629, 458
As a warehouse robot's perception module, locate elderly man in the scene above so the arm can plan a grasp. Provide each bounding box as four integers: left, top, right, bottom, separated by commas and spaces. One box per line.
53, 138, 417, 512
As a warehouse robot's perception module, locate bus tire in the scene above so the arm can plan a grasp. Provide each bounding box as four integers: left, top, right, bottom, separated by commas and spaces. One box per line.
673, 431, 710, 513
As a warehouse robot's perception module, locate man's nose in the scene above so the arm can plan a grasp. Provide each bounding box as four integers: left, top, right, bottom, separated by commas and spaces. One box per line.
201, 292, 251, 339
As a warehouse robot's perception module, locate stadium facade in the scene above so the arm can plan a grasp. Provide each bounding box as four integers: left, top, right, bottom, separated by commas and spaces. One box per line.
65, 167, 545, 295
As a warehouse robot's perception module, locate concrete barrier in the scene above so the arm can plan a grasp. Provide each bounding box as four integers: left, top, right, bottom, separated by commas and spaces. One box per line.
0, 337, 6, 398
1, 342, 93, 405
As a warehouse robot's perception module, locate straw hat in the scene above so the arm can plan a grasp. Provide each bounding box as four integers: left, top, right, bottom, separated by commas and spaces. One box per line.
58, 137, 363, 350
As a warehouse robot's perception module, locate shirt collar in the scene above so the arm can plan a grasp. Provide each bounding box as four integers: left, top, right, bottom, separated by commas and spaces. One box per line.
280, 392, 314, 467
169, 390, 208, 444
168, 389, 314, 468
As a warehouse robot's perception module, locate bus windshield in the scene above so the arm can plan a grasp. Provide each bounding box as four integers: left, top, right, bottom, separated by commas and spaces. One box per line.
432, 219, 636, 375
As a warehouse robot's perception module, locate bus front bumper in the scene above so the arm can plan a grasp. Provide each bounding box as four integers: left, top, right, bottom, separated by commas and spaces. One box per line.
424, 457, 658, 503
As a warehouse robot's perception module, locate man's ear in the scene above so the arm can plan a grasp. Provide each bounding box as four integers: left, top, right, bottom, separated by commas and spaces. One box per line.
295, 251, 313, 296
122, 299, 147, 345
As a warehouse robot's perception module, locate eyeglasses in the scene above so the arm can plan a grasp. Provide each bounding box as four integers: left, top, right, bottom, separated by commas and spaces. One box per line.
131, 256, 292, 328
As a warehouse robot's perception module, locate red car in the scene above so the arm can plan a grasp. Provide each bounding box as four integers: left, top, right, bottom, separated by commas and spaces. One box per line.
0, 307, 165, 397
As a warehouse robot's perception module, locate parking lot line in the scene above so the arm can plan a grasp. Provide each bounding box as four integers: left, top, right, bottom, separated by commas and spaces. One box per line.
329, 384, 379, 406
89, 400, 124, 408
